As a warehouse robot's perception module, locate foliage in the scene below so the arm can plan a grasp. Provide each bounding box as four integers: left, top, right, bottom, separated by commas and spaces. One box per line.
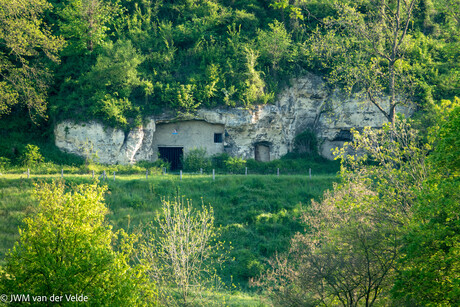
19, 144, 44, 167
224, 156, 246, 174
0, 156, 10, 173
182, 147, 211, 172
393, 104, 460, 305
56, 0, 122, 54
257, 20, 293, 72
0, 0, 64, 121
255, 117, 431, 305
83, 39, 146, 127
293, 128, 318, 154
307, 0, 419, 122
138, 197, 226, 306
0, 180, 157, 306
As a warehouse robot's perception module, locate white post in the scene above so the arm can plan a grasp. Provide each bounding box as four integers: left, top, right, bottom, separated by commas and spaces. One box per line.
212, 169, 215, 180
92, 170, 94, 179
200, 168, 203, 175
277, 168, 279, 176
146, 169, 149, 180
103, 170, 106, 180
180, 170, 182, 180
61, 169, 64, 179
27, 168, 30, 179
113, 171, 116, 181
309, 168, 311, 179
245, 167, 248, 176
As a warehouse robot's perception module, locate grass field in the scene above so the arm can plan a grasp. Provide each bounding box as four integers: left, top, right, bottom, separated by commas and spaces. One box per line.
0, 172, 338, 304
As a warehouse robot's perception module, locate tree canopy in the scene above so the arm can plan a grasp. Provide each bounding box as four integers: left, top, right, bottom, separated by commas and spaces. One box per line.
0, 0, 456, 128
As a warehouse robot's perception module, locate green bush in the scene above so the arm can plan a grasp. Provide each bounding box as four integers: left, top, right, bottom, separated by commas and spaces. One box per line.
0, 181, 157, 305
182, 147, 211, 172
211, 153, 231, 170
19, 144, 44, 167
0, 157, 10, 173
294, 128, 318, 154
225, 156, 246, 174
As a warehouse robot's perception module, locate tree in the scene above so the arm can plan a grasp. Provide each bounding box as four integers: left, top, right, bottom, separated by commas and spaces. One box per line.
255, 118, 431, 305
257, 20, 293, 72
393, 101, 460, 305
82, 39, 146, 127
0, 0, 64, 121
0, 181, 157, 306
57, 0, 122, 54
309, 0, 419, 123
138, 197, 226, 306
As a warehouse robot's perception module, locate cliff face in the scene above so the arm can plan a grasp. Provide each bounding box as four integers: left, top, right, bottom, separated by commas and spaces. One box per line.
55, 73, 414, 164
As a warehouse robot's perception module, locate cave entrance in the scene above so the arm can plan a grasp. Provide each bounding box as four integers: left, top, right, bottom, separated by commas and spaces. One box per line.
255, 143, 270, 162
158, 147, 183, 170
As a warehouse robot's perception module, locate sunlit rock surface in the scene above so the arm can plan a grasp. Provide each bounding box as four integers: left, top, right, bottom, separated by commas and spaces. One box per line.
55, 73, 413, 164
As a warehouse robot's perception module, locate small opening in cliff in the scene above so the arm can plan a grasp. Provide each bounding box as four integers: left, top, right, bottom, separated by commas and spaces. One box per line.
158, 147, 183, 170
333, 130, 353, 142
255, 142, 270, 162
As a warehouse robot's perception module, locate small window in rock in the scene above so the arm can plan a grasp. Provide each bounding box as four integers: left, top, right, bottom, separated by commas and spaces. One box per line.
214, 133, 223, 143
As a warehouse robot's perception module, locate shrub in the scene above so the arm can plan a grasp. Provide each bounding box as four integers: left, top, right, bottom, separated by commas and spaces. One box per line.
139, 197, 226, 305
225, 156, 246, 173
293, 128, 318, 154
0, 156, 10, 173
182, 147, 211, 172
211, 153, 231, 170
1, 181, 157, 306
19, 144, 44, 167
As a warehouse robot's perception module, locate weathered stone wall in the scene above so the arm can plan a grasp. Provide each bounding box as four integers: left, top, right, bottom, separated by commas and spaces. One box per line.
152, 120, 225, 157
54, 73, 414, 164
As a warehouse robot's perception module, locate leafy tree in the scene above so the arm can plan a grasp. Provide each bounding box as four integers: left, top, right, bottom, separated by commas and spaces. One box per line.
138, 197, 226, 306
257, 20, 293, 72
255, 118, 431, 305
1, 181, 157, 306
0, 0, 64, 121
393, 102, 460, 305
308, 0, 419, 123
240, 47, 270, 107
57, 0, 122, 54
19, 144, 44, 167
82, 39, 146, 127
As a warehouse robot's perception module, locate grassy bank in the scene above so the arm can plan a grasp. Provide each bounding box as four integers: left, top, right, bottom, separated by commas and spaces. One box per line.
0, 173, 337, 300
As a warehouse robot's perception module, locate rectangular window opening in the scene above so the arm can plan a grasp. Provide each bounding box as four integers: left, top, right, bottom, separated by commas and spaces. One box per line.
214, 133, 223, 143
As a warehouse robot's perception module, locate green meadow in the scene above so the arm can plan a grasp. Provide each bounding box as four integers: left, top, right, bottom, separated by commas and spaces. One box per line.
0, 173, 337, 293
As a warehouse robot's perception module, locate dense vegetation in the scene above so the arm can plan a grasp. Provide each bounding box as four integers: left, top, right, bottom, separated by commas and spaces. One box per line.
1, 0, 459, 129
0, 174, 337, 305
0, 0, 459, 305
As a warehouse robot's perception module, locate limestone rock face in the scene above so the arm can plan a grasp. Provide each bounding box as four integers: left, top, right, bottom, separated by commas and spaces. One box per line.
54, 73, 414, 164
54, 118, 155, 164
